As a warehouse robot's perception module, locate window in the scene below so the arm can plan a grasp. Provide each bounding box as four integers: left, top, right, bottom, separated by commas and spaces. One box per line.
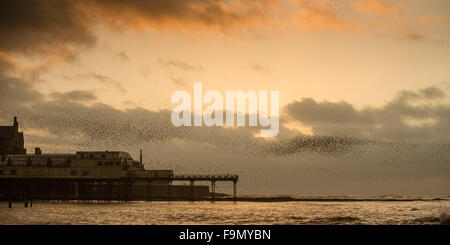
101, 154, 106, 159
71, 170, 77, 176
0, 170, 3, 175
10, 170, 17, 175
97, 161, 103, 166
115, 162, 120, 166
82, 170, 88, 176
89, 154, 94, 159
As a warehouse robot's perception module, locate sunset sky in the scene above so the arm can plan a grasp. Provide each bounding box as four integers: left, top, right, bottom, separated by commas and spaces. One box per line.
1, 0, 449, 194
2, 0, 450, 144
1, 0, 449, 105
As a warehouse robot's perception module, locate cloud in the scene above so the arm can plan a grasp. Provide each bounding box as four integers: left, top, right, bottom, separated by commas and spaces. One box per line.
353, 0, 426, 40
77, 72, 126, 93
0, 0, 434, 64
79, 0, 279, 33
285, 84, 450, 142
354, 0, 394, 16
395, 25, 425, 41
0, 53, 43, 106
170, 76, 189, 87
292, 0, 361, 31
0, 52, 20, 72
49, 90, 98, 102
158, 59, 203, 87
159, 59, 203, 71
250, 63, 270, 73
285, 98, 375, 125
0, 0, 279, 63
115, 51, 129, 60
290, 0, 426, 40
0, 0, 95, 56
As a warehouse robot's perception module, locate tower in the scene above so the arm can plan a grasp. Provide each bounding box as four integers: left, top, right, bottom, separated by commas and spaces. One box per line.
0, 117, 26, 155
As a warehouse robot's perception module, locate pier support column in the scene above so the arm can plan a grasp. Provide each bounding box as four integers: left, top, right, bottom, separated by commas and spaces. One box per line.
146, 179, 152, 201
233, 180, 237, 203
189, 180, 195, 203
97, 181, 101, 202
211, 180, 216, 203
8, 201, 12, 208
168, 179, 172, 203
126, 180, 132, 202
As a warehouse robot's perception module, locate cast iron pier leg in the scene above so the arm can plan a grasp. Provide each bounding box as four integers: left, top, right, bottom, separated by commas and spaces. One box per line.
149, 180, 152, 201
233, 180, 237, 203
211, 180, 215, 203
189, 180, 195, 203
168, 179, 172, 203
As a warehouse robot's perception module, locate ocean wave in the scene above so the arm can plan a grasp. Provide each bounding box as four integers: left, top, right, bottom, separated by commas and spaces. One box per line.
224, 195, 448, 202
410, 216, 441, 225
305, 216, 361, 225
440, 212, 450, 225
408, 212, 450, 225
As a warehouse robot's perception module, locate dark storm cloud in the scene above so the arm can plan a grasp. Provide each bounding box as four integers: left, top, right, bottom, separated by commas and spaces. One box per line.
0, 0, 276, 57
285, 84, 450, 142
0, 0, 95, 55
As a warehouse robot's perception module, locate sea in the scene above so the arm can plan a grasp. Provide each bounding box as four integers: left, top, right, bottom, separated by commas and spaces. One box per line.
1, 197, 450, 225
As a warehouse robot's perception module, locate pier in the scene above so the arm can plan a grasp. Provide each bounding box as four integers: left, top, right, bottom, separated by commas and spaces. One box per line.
0, 117, 239, 207
0, 174, 238, 206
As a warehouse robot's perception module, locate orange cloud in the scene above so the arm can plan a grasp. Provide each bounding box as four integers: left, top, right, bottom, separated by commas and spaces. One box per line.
292, 0, 361, 31
78, 0, 280, 34
353, 0, 426, 41
354, 0, 395, 16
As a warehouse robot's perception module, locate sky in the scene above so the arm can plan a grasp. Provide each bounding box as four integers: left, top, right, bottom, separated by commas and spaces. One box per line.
0, 0, 449, 195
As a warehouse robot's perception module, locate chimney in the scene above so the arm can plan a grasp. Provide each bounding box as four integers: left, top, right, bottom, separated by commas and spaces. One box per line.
140, 149, 143, 166
35, 147, 42, 155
